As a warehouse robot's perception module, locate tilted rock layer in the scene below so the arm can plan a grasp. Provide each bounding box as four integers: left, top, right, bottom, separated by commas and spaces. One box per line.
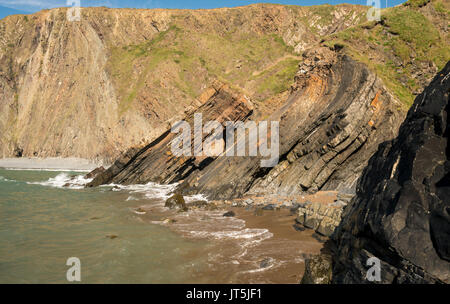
332, 62, 450, 284
90, 47, 405, 198
87, 82, 254, 187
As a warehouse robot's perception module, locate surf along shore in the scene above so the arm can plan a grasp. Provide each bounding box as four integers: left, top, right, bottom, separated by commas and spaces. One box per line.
132, 190, 345, 283
1, 158, 342, 283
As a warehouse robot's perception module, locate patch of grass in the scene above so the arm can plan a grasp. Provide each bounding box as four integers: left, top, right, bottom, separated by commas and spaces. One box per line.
434, 0, 449, 14
322, 5, 449, 107
383, 9, 439, 59
253, 58, 300, 96
107, 23, 298, 114
403, 0, 430, 8
308, 4, 336, 27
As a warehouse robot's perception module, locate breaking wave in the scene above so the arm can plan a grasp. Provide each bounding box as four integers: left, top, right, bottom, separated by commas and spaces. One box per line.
102, 182, 179, 200
27, 173, 93, 189
0, 176, 15, 182
28, 173, 208, 202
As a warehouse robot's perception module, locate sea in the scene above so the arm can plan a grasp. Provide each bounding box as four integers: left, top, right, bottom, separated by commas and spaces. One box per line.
0, 168, 320, 284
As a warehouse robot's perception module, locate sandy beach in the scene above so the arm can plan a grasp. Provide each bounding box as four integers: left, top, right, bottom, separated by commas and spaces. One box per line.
0, 158, 103, 171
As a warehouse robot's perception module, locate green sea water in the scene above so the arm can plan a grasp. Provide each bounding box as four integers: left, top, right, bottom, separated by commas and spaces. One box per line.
0, 169, 213, 284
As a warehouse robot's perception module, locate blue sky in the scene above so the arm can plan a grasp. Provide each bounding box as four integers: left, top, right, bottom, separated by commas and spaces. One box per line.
0, 0, 407, 19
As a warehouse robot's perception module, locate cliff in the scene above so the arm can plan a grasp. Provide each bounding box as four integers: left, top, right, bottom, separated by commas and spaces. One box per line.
331, 62, 450, 284
1, 2, 447, 162
89, 46, 405, 198
0, 4, 368, 162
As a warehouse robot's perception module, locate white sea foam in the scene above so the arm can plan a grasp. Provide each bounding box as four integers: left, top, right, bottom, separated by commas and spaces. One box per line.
103, 182, 179, 200
184, 194, 209, 203
27, 173, 93, 189
30, 173, 206, 204
187, 228, 273, 242
0, 176, 14, 182
126, 196, 139, 201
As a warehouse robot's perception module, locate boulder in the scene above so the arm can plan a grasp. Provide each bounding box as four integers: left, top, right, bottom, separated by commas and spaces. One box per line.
300, 254, 333, 284
165, 194, 186, 210
14, 147, 23, 158
84, 166, 105, 179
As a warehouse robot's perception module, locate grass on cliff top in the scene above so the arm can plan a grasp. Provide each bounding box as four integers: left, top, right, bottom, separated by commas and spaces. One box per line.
323, 2, 449, 107
252, 58, 300, 97
108, 24, 298, 115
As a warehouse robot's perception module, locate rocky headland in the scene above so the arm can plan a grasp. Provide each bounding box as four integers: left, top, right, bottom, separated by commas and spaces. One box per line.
302, 62, 450, 284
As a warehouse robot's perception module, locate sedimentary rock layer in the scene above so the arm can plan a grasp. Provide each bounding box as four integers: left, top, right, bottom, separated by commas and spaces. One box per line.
87, 82, 254, 187
89, 47, 405, 199
331, 62, 450, 284
179, 47, 404, 198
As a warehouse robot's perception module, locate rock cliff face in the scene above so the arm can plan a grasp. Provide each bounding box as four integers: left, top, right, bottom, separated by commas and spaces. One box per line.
0, 4, 368, 162
89, 47, 405, 199
331, 62, 450, 284
296, 193, 353, 237
87, 81, 254, 187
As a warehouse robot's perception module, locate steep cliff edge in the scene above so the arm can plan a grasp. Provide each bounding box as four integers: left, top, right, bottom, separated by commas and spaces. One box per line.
331, 62, 450, 284
88, 47, 405, 198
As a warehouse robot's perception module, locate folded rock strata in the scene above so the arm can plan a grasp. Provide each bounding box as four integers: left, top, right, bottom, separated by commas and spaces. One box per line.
331, 62, 450, 284
88, 47, 405, 199
88, 82, 254, 187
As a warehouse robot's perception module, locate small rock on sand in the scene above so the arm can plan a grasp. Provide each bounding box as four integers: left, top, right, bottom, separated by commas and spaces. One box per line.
223, 211, 236, 217
263, 204, 277, 211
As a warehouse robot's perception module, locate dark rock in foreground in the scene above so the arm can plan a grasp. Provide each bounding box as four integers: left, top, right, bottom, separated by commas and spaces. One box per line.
301, 254, 333, 284
331, 62, 450, 284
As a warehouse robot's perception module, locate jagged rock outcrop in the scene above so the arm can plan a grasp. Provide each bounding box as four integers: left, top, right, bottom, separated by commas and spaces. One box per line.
178, 47, 404, 198
331, 62, 450, 284
301, 254, 333, 284
89, 47, 405, 199
296, 193, 353, 237
87, 82, 254, 187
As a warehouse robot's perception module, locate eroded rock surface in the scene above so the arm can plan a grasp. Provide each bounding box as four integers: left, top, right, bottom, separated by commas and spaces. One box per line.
331, 62, 450, 284
87, 82, 254, 187
88, 47, 405, 199
179, 48, 405, 198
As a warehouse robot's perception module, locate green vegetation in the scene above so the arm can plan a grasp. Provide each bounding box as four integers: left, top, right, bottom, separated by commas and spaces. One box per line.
253, 58, 300, 96
403, 0, 430, 8
434, 0, 449, 14
322, 3, 449, 107
108, 23, 298, 115
308, 4, 336, 27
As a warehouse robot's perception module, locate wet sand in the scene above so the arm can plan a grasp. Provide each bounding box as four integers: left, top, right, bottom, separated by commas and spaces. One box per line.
0, 157, 103, 171
137, 201, 325, 284
229, 207, 323, 283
